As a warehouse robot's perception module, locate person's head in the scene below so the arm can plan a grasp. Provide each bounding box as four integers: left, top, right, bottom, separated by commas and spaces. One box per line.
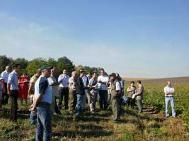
72, 70, 77, 78
137, 80, 142, 85
116, 73, 122, 81
109, 73, 116, 82
63, 69, 67, 75
130, 81, 135, 87
41, 66, 52, 78
80, 69, 85, 77
92, 72, 97, 79
99, 68, 105, 76
5, 65, 11, 72
12, 64, 21, 73
35, 69, 42, 77
51, 68, 55, 76
167, 81, 172, 87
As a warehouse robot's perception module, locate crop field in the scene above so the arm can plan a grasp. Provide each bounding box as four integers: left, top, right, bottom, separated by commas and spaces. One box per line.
0, 78, 189, 141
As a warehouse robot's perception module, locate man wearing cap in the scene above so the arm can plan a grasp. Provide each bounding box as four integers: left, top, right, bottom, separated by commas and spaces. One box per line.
109, 73, 122, 121
75, 70, 85, 117
7, 64, 21, 121
58, 69, 69, 110
1, 65, 11, 105
30, 66, 52, 141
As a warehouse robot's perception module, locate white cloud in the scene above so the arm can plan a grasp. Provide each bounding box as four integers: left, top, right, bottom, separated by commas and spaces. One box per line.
0, 12, 188, 78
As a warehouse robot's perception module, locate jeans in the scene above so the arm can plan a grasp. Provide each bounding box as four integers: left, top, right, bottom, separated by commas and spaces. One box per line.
2, 82, 9, 105
99, 90, 108, 110
76, 94, 84, 116
36, 104, 52, 141
165, 96, 176, 117
10, 90, 18, 121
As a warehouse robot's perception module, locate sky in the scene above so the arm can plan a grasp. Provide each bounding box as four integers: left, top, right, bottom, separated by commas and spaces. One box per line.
0, 0, 189, 78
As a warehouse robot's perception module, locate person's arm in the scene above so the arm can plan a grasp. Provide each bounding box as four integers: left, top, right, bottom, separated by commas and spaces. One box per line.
58, 75, 63, 84
28, 82, 34, 95
127, 87, 132, 92
30, 79, 48, 111
135, 86, 143, 96
7, 74, 13, 95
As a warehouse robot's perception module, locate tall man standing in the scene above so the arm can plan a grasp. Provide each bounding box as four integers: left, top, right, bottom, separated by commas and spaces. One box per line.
1, 65, 11, 104
7, 64, 20, 121
164, 81, 176, 118
30, 66, 52, 141
58, 69, 70, 110
97, 68, 109, 110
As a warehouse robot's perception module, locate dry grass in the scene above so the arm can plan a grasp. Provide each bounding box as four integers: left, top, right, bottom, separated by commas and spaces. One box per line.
0, 81, 189, 141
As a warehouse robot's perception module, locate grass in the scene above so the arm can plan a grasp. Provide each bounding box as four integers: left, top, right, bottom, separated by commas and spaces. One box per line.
0, 82, 189, 141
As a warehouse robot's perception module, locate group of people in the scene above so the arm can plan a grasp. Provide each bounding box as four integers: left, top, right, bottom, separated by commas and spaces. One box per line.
0, 64, 177, 141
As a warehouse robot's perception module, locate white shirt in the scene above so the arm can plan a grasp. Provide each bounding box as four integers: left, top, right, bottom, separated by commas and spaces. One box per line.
97, 75, 109, 91
69, 77, 76, 90
164, 86, 175, 96
82, 75, 89, 87
1, 70, 9, 83
116, 81, 121, 91
58, 74, 70, 88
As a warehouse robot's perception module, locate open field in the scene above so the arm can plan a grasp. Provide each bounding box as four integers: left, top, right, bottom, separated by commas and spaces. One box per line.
0, 78, 189, 141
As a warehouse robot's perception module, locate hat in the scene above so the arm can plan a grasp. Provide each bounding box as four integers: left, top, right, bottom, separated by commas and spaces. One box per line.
40, 66, 53, 71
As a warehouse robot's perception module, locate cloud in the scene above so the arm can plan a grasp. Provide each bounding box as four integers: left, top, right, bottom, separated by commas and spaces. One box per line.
0, 12, 188, 78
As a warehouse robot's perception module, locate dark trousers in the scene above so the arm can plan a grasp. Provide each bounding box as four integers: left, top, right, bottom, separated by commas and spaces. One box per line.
59, 87, 69, 109
127, 97, 135, 108
10, 90, 18, 121
2, 82, 9, 105
99, 90, 108, 110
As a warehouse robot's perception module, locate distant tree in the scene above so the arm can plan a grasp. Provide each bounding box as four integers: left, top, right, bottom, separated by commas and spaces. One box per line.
13, 58, 28, 69
0, 55, 12, 72
48, 58, 57, 68
75, 65, 99, 75
57, 57, 75, 75
26, 58, 48, 76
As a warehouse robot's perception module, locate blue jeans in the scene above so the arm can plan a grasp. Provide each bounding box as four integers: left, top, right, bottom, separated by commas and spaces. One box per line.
36, 105, 52, 141
76, 94, 84, 116
165, 96, 176, 117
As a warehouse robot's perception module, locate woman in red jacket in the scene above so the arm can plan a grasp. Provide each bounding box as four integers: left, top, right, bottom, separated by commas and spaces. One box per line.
19, 73, 29, 105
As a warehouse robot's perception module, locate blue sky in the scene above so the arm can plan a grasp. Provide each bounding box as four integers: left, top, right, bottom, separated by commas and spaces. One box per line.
0, 0, 189, 78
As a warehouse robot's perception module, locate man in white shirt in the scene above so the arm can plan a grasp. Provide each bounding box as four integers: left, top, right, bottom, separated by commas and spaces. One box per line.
97, 68, 109, 110
1, 65, 11, 104
58, 69, 70, 110
164, 81, 176, 118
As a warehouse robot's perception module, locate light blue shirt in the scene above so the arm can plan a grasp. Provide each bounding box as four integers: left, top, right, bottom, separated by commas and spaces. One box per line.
1, 70, 9, 83
7, 70, 19, 90
58, 74, 69, 88
34, 76, 52, 104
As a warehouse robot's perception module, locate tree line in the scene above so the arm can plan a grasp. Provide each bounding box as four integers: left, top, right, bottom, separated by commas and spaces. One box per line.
0, 55, 100, 76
